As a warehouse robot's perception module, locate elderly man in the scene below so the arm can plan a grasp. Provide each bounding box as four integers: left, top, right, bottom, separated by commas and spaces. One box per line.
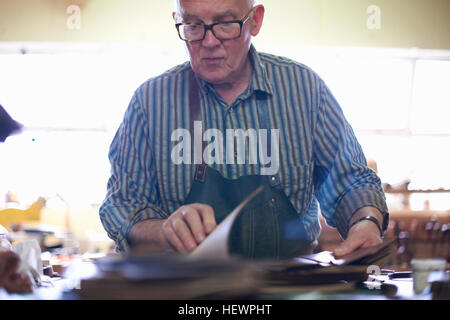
99, 0, 389, 259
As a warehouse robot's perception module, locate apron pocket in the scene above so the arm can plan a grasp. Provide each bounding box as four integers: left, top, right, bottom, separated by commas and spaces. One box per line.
229, 199, 280, 259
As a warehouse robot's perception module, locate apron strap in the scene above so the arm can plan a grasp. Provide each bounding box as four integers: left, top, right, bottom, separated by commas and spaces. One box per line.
255, 91, 281, 187
189, 71, 207, 183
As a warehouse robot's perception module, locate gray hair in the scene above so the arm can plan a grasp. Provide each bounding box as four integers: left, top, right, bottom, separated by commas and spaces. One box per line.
174, 0, 257, 13
247, 0, 257, 8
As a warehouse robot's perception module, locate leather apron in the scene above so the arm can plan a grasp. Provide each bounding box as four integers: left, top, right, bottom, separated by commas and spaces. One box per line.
183, 72, 312, 259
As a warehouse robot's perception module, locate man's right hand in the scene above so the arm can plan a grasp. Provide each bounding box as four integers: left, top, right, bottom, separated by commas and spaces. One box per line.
162, 203, 216, 253
128, 203, 216, 254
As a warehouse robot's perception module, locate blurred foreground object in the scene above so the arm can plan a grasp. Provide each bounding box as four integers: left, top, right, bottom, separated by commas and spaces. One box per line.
77, 254, 263, 300
0, 224, 12, 250
0, 251, 34, 294
430, 270, 450, 300
0, 105, 23, 142
0, 227, 33, 294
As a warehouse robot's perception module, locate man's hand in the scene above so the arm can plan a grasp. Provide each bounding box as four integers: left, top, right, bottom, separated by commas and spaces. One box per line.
162, 203, 216, 253
128, 203, 216, 254
333, 207, 383, 257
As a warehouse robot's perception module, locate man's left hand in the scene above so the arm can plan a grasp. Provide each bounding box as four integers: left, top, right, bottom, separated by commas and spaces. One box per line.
333, 207, 383, 257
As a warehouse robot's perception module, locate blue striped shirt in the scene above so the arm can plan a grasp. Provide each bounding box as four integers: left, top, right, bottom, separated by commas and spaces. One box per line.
99, 45, 389, 252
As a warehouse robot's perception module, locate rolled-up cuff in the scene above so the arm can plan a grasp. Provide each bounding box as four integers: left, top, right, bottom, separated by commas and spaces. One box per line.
335, 187, 389, 239
116, 206, 167, 253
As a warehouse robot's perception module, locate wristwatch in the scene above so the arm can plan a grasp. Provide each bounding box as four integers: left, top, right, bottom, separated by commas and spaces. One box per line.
349, 215, 383, 237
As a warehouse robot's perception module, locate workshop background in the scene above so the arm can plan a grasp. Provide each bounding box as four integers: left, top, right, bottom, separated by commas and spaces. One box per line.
0, 0, 449, 264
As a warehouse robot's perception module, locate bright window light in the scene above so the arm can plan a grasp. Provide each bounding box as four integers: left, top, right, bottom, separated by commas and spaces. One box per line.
0, 44, 449, 211
0, 52, 175, 130
317, 57, 413, 131
0, 47, 182, 207
410, 60, 450, 134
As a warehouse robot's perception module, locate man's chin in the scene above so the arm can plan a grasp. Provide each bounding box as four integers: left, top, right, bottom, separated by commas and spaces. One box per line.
196, 71, 228, 85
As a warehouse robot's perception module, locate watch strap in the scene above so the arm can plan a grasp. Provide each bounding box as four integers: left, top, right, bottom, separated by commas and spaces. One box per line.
350, 215, 383, 237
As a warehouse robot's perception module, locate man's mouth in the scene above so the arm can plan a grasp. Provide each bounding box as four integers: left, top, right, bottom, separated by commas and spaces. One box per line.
202, 57, 224, 64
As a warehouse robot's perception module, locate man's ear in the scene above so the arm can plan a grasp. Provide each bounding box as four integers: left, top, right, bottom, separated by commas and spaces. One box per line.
172, 11, 178, 22
250, 5, 265, 37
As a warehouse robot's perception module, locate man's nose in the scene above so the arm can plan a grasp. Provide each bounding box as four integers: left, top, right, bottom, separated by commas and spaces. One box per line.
202, 29, 221, 47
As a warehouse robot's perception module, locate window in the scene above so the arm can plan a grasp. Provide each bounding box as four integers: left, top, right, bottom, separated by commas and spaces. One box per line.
1, 43, 449, 211
260, 44, 450, 210
411, 60, 450, 135
0, 43, 185, 207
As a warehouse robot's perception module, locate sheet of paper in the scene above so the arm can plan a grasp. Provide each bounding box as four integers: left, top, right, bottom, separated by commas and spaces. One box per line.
189, 186, 264, 260
283, 238, 396, 268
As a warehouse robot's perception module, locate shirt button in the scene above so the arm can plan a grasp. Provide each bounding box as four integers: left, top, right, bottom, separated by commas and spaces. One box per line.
271, 198, 276, 203
271, 176, 276, 181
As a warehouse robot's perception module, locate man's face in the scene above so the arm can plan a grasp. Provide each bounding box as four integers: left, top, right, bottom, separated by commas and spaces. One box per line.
174, 0, 262, 85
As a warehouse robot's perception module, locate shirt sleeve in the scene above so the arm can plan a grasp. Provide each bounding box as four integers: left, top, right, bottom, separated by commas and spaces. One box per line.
99, 90, 168, 252
312, 79, 389, 239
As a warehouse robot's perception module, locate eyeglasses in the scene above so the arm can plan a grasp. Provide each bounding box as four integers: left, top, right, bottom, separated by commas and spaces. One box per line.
175, 8, 254, 42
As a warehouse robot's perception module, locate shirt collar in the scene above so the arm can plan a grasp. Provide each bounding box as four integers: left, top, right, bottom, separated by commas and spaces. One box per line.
193, 44, 273, 97
248, 44, 273, 96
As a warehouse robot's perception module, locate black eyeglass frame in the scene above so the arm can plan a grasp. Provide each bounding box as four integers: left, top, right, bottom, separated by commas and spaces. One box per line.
175, 8, 254, 42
